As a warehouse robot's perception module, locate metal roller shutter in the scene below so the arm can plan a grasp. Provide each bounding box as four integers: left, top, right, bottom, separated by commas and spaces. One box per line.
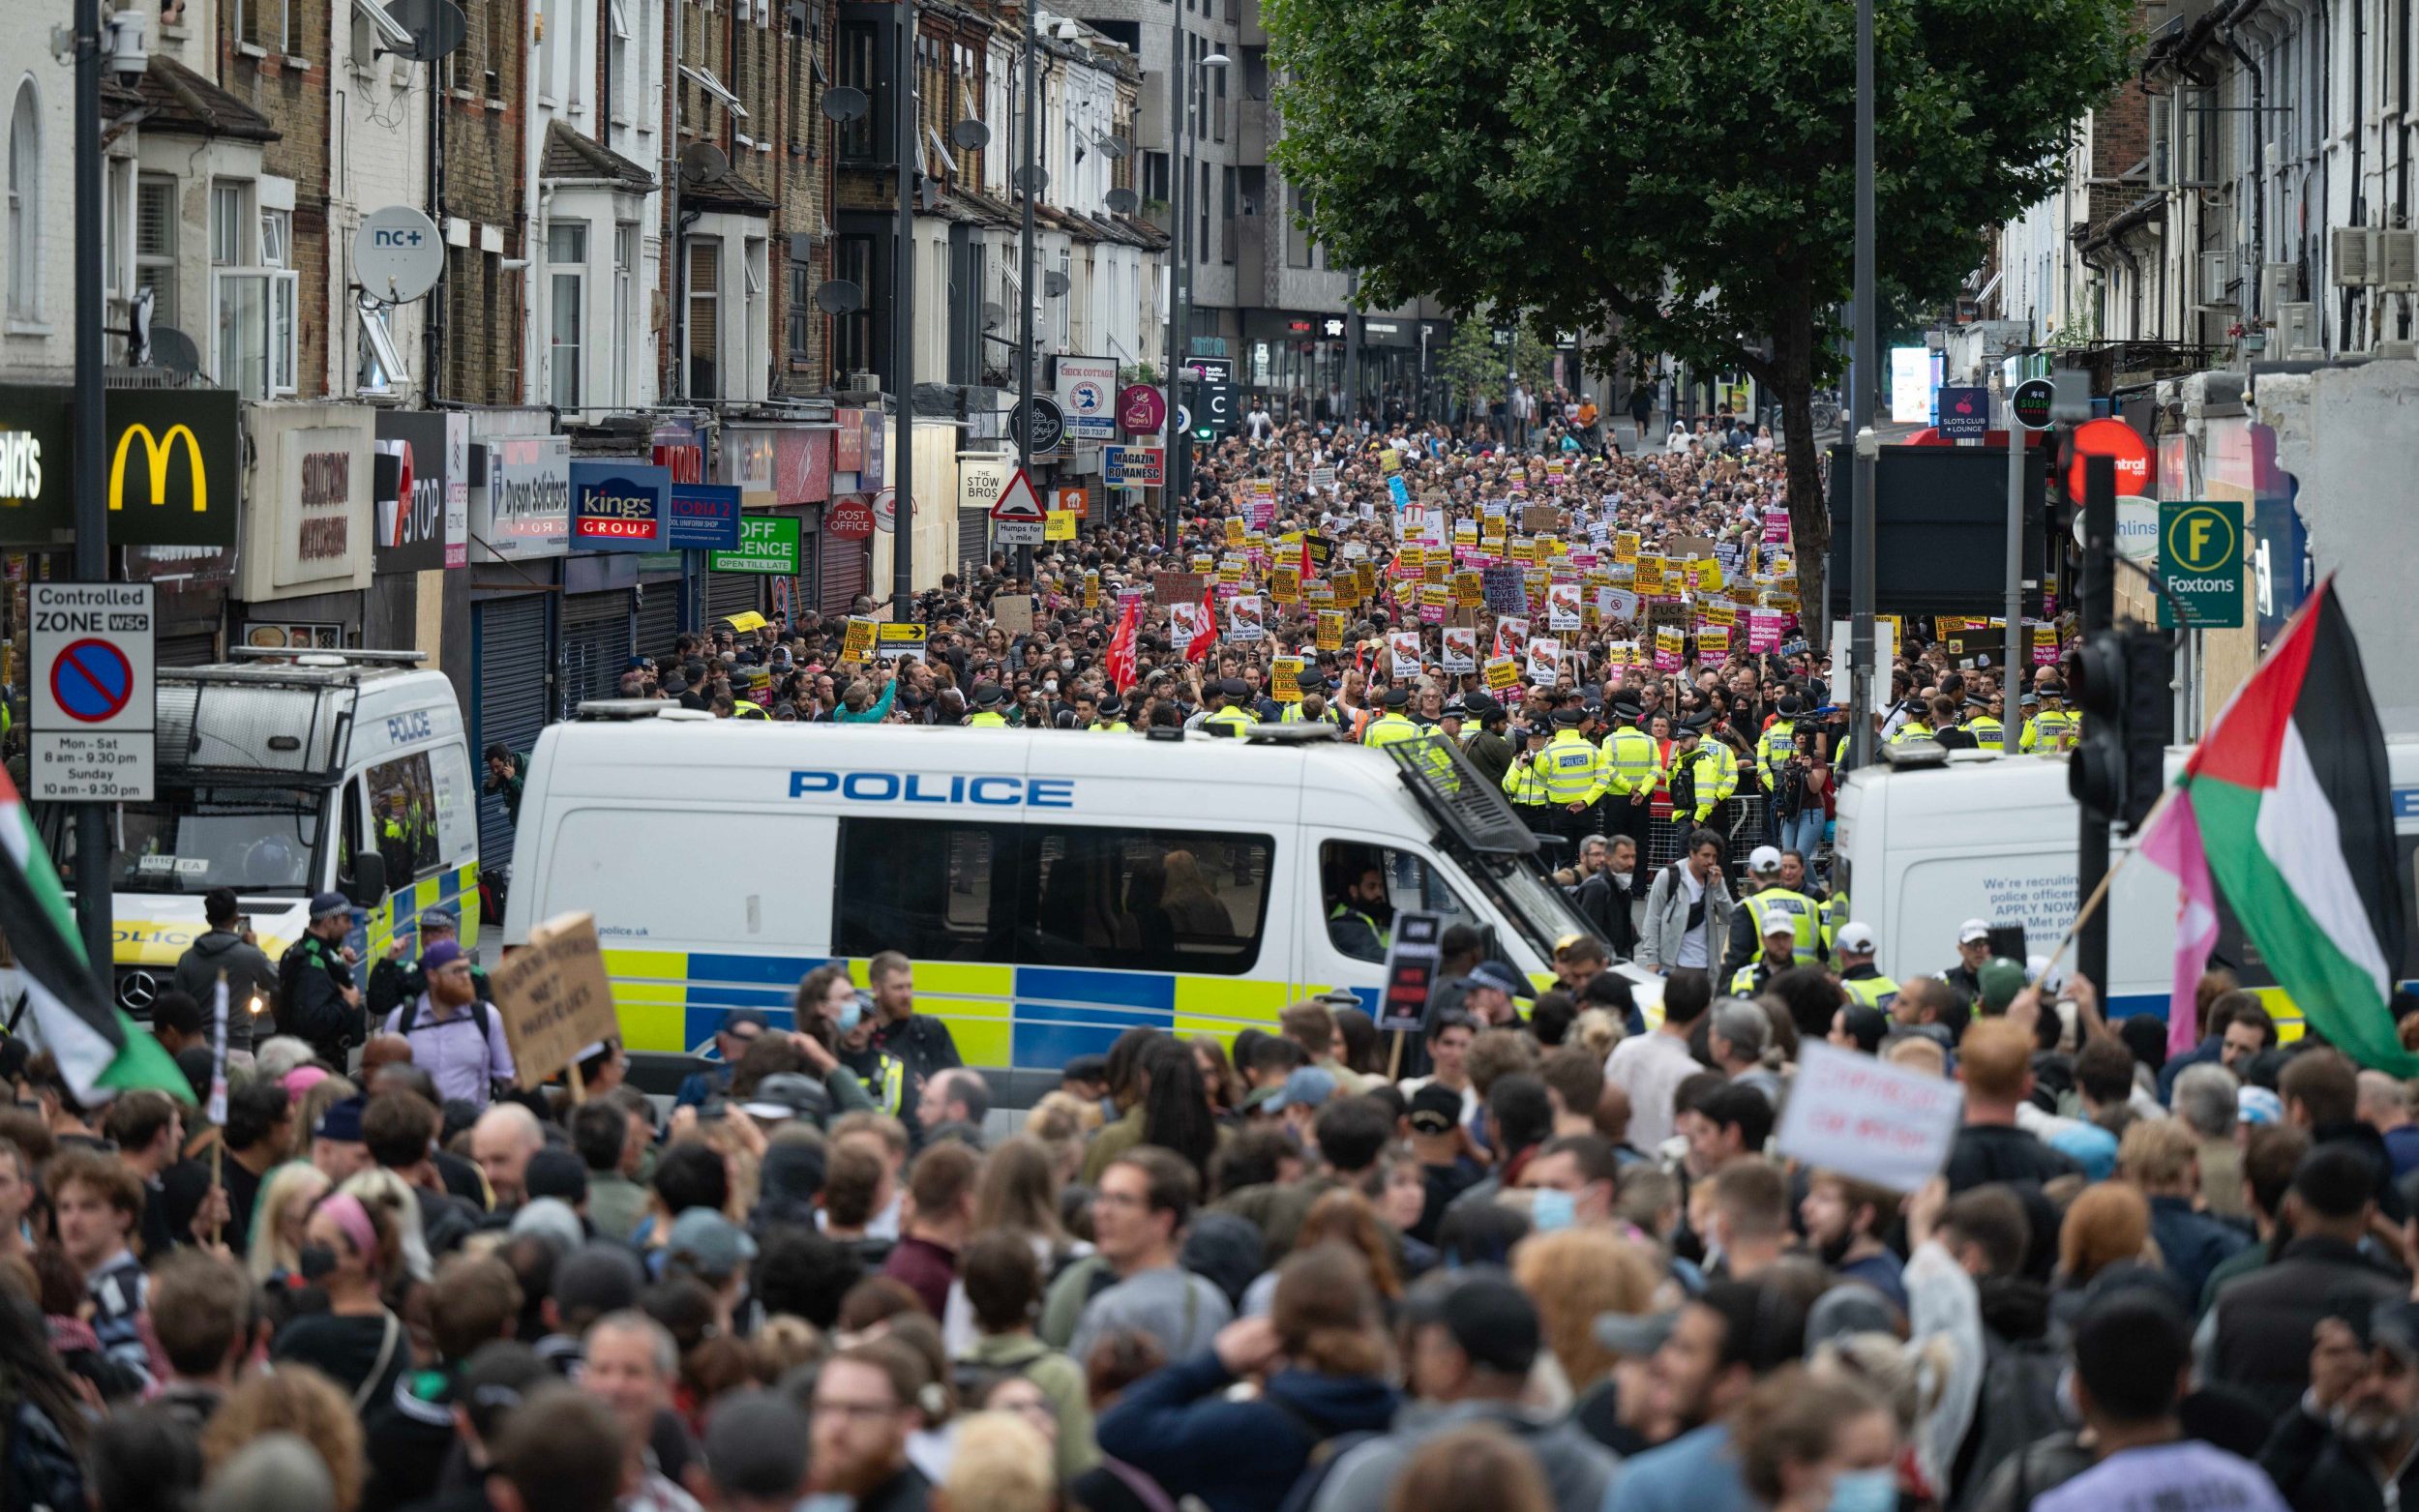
558, 591, 632, 720
634, 581, 681, 665
706, 572, 762, 625
474, 595, 548, 864
157, 628, 220, 667
820, 538, 867, 616
957, 512, 989, 578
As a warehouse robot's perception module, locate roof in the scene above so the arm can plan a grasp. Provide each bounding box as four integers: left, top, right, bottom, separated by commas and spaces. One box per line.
134, 56, 280, 143
540, 121, 655, 192
686, 164, 775, 216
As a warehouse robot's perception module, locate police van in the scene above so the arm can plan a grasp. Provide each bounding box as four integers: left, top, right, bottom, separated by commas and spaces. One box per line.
504, 712, 1648, 1088
1834, 741, 2419, 1033
43, 650, 482, 1023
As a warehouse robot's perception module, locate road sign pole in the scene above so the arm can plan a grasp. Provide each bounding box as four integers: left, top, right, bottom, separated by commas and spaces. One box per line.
2003, 400, 2023, 755
72, 0, 110, 973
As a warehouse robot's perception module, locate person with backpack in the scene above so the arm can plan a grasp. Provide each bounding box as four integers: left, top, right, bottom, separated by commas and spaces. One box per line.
279, 890, 366, 1067
1094, 1244, 1400, 1512
169, 887, 277, 1056
381, 939, 515, 1108
954, 1230, 1099, 1482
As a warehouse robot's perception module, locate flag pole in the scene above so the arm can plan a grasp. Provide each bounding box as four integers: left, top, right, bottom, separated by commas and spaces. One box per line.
210, 972, 228, 1246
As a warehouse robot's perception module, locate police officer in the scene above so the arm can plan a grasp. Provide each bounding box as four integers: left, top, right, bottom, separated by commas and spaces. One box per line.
968, 683, 1012, 728
1540, 705, 1609, 854
1665, 713, 1723, 857
2022, 680, 2079, 752
1502, 721, 1556, 834
1282, 670, 1343, 726
1602, 695, 1661, 896
1328, 859, 1392, 961
1756, 695, 1803, 791
1964, 694, 2005, 748
278, 891, 365, 1068
1888, 697, 1933, 744
1093, 693, 1132, 732
1720, 845, 1825, 981
1202, 677, 1256, 736
368, 906, 492, 1021
1361, 686, 1423, 749
1730, 916, 1806, 996
1460, 692, 1515, 787
1834, 922, 1900, 1012
1435, 697, 1467, 744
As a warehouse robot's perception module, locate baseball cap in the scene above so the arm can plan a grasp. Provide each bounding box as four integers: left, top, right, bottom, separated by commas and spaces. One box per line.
309, 890, 351, 921
1978, 958, 2030, 1013
1957, 919, 1992, 945
1762, 915, 1800, 940
1834, 922, 1877, 954
1747, 845, 1782, 875
665, 1208, 759, 1279
704, 1391, 811, 1500
1465, 961, 1528, 998
1266, 1066, 1338, 1112
719, 1009, 772, 1041
1407, 1083, 1464, 1136
314, 1095, 366, 1143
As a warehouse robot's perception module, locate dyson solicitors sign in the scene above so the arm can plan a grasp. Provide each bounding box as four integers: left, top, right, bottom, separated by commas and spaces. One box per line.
473, 434, 572, 563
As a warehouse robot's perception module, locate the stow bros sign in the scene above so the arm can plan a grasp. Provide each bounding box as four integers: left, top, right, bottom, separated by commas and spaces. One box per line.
570, 462, 670, 551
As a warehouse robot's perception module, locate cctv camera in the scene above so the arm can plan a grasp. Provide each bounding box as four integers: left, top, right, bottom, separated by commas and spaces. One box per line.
104, 11, 148, 78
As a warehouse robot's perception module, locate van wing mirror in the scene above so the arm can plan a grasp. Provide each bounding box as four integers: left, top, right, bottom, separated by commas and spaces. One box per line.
348, 851, 389, 909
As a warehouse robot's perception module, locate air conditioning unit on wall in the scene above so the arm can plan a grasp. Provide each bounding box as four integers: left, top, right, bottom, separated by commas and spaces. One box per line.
2197, 250, 2234, 308
2377, 229, 2418, 293
2332, 225, 2376, 287
2275, 301, 2319, 356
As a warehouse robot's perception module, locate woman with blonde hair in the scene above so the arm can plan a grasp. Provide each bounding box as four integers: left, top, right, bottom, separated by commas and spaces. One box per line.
201, 1365, 369, 1512
248, 1162, 332, 1287
339, 1168, 432, 1286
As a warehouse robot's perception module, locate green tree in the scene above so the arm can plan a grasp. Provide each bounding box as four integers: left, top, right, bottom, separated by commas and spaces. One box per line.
1266, 0, 2132, 611
1435, 317, 1555, 411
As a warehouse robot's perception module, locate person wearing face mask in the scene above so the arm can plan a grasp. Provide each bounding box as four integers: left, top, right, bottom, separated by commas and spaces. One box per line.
268, 1189, 409, 1413
796, 964, 917, 1140
1728, 1369, 1901, 1512
382, 939, 516, 1109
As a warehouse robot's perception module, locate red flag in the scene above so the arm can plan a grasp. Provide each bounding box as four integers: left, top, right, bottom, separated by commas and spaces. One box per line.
1104, 598, 1140, 692
1185, 584, 1218, 664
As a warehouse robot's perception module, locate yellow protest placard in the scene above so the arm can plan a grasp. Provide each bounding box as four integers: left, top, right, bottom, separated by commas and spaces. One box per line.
1483, 657, 1520, 691
1614, 532, 1640, 564
1398, 544, 1426, 573
1272, 657, 1304, 703
1046, 510, 1078, 541
1272, 566, 1301, 603
1700, 625, 1732, 660
1379, 449, 1400, 474
841, 616, 877, 664
1453, 571, 1482, 608
1636, 557, 1666, 596
1420, 582, 1451, 614
1084, 573, 1100, 610
1699, 601, 1738, 628
1453, 520, 1478, 548
1694, 558, 1723, 591
1225, 518, 1246, 546
1423, 557, 1447, 586
1317, 610, 1346, 650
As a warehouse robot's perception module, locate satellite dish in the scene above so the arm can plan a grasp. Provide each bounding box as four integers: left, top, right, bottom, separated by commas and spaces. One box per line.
1043, 270, 1070, 297
821, 87, 869, 123
125, 285, 153, 366
815, 280, 863, 314
981, 301, 1004, 329
678, 142, 730, 186
354, 205, 445, 302
1014, 165, 1048, 194
152, 324, 202, 377
381, 0, 465, 60
1099, 134, 1128, 160
1103, 187, 1139, 213
950, 118, 991, 150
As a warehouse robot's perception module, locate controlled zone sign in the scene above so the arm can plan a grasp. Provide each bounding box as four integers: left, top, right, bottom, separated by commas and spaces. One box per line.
30, 582, 155, 800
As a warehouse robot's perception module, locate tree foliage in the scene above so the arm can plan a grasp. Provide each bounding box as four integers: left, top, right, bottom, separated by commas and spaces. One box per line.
1265, 0, 2134, 609
1434, 317, 1555, 408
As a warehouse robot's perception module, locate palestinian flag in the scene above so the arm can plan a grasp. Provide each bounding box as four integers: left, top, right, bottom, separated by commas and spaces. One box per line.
0, 769, 192, 1103
2139, 578, 2413, 1074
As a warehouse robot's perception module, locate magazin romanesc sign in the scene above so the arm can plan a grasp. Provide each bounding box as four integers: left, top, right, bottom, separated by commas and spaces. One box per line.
2158, 499, 2245, 630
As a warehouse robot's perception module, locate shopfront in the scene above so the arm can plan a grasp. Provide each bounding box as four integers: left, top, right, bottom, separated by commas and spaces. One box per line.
233, 404, 378, 646
466, 416, 569, 859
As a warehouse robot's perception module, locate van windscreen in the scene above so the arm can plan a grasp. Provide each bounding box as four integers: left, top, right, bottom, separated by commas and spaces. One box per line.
60, 786, 326, 894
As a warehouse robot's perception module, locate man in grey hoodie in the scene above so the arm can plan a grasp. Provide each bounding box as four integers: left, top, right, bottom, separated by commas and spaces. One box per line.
168, 888, 276, 1054
1309, 1269, 1618, 1512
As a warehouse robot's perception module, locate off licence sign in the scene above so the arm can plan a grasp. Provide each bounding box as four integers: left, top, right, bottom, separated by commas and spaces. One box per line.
707, 515, 801, 574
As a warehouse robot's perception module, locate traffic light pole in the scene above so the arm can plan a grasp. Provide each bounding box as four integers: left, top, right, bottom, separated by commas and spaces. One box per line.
1016, 0, 1037, 588
2077, 453, 2116, 994
2002, 410, 2023, 755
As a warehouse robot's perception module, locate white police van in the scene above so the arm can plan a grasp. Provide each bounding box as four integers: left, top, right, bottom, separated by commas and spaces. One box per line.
43, 650, 482, 1023
504, 711, 1650, 1086
1834, 740, 2419, 1034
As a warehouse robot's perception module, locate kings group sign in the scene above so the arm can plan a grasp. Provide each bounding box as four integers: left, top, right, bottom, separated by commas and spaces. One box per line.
0, 385, 241, 548
570, 461, 671, 551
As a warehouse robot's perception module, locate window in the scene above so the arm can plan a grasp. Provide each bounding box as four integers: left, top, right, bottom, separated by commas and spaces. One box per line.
1143, 149, 1168, 205
833, 233, 872, 374
135, 177, 177, 327
261, 207, 290, 267
1318, 841, 1475, 964
549, 221, 585, 409
788, 249, 813, 361
236, 0, 290, 51
215, 267, 299, 399
7, 82, 37, 319
1222, 165, 1236, 263
211, 181, 248, 264
609, 0, 631, 118
1213, 59, 1226, 141
536, 0, 556, 99
1197, 162, 1208, 263
613, 222, 635, 405
837, 22, 879, 160
832, 818, 1271, 973
687, 235, 721, 399
1285, 179, 1310, 267
357, 298, 407, 393
365, 752, 442, 883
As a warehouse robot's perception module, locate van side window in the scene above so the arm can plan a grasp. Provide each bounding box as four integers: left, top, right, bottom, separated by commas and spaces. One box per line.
1319, 841, 1477, 964
1025, 828, 1269, 975
831, 819, 1271, 975
833, 819, 1017, 963
365, 753, 442, 882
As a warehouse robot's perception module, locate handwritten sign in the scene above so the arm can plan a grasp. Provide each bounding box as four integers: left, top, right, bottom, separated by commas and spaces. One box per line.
491, 913, 622, 1091
1775, 1042, 1964, 1193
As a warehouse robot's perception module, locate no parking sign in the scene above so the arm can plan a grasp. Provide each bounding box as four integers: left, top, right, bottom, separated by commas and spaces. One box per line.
30, 582, 155, 800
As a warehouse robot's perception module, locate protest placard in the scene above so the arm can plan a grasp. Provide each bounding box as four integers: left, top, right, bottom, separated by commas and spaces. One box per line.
1441, 627, 1477, 673
1776, 1042, 1965, 1193
1546, 583, 1581, 631
1521, 503, 1561, 534
1228, 595, 1267, 641
993, 594, 1033, 634
1419, 582, 1450, 625
1653, 625, 1685, 671
1699, 625, 1732, 660
490, 913, 622, 1091
1481, 565, 1528, 614
1389, 631, 1422, 679
1154, 571, 1209, 605
1452, 571, 1483, 609
1317, 610, 1346, 651
877, 623, 927, 662
1272, 657, 1304, 703
840, 617, 877, 664
1525, 637, 1563, 685
1483, 656, 1520, 691
1493, 616, 1530, 659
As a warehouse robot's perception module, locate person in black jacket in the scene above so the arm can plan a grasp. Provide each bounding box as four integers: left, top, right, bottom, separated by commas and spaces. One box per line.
1570, 835, 1638, 960
2261, 1297, 2419, 1512
278, 891, 365, 1067
1944, 1020, 2083, 1195
169, 888, 277, 1054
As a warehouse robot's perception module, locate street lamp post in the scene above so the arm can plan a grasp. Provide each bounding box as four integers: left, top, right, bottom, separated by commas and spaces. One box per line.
1846, 0, 1877, 769
1017, 0, 1038, 586
1161, 43, 1225, 548
890, 0, 917, 619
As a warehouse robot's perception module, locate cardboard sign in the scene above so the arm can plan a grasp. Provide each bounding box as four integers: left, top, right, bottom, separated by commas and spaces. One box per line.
840, 617, 877, 664
993, 594, 1033, 634
1154, 571, 1209, 605
1493, 617, 1530, 660
1376, 911, 1446, 1034
1483, 656, 1520, 691
1776, 1042, 1965, 1193
1229, 595, 1267, 642
1521, 504, 1562, 533
1668, 533, 1718, 559
490, 913, 622, 1091
1441, 627, 1478, 673
1524, 637, 1563, 686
